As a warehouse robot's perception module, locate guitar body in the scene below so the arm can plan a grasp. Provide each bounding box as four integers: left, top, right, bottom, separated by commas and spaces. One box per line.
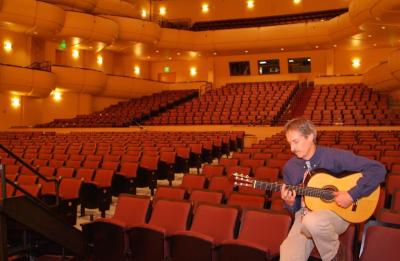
304, 172, 380, 223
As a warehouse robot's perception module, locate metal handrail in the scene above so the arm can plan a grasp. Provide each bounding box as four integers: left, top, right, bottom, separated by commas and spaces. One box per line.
0, 144, 59, 206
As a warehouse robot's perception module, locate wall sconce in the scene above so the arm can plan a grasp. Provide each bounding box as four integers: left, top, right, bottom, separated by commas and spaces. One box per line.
190, 67, 197, 76
11, 96, 21, 108
51, 90, 62, 102
134, 66, 141, 76
97, 55, 103, 65
159, 7, 166, 16
4, 40, 12, 52
141, 9, 147, 18
72, 49, 79, 59
247, 1, 255, 9
352, 58, 361, 68
202, 3, 209, 13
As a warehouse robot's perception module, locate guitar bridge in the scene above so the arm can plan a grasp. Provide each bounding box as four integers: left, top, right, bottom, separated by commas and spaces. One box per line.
351, 201, 358, 212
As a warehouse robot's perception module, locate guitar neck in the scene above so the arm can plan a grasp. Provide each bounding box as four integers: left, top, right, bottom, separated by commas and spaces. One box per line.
254, 180, 332, 199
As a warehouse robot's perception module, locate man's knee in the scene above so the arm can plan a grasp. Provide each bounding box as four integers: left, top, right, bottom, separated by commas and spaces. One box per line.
301, 212, 327, 236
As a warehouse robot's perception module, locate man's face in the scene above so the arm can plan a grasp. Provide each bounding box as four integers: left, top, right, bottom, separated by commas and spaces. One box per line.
286, 129, 316, 160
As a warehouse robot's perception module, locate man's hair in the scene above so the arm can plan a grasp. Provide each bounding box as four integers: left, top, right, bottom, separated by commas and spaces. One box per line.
284, 118, 317, 143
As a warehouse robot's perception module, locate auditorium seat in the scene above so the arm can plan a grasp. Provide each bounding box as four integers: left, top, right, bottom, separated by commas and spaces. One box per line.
154, 186, 186, 201
128, 199, 191, 261
169, 203, 240, 261
359, 226, 400, 261
189, 189, 224, 213
218, 209, 291, 261
226, 192, 265, 209
83, 194, 151, 261
179, 174, 206, 194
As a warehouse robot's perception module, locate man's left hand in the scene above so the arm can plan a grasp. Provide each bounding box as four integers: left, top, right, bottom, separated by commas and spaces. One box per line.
332, 191, 354, 208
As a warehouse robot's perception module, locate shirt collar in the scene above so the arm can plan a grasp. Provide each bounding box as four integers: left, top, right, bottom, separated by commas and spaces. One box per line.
304, 145, 321, 170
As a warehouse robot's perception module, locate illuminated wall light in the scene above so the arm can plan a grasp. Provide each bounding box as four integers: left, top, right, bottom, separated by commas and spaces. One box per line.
72, 49, 79, 59
247, 0, 255, 9
202, 3, 209, 13
97, 55, 103, 65
141, 9, 147, 18
352, 58, 361, 69
293, 0, 301, 4
134, 66, 141, 76
159, 7, 166, 16
52, 90, 62, 102
4, 40, 12, 52
190, 67, 197, 76
11, 96, 21, 108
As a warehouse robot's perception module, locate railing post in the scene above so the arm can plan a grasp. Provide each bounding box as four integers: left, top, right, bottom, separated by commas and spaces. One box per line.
0, 164, 5, 199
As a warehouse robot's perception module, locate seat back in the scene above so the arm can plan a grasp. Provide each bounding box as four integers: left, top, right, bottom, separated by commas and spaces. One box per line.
227, 192, 265, 209
359, 225, 400, 261
191, 204, 239, 245
240, 209, 292, 256
113, 194, 151, 226
59, 177, 83, 200
180, 174, 206, 193
155, 186, 186, 201
202, 165, 224, 179
149, 199, 191, 235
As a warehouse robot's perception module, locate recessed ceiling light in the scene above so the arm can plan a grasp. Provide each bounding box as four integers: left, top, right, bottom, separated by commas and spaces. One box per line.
315, 45, 319, 49
147, 56, 151, 59
244, 50, 248, 53
213, 51, 218, 55
381, 26, 386, 30
373, 43, 377, 47
168, 57, 172, 60
280, 48, 285, 51
177, 52, 181, 55
368, 34, 372, 38
333, 44, 337, 48
155, 50, 159, 53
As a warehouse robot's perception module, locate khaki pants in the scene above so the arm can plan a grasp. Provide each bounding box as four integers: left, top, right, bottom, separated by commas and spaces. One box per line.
280, 210, 349, 261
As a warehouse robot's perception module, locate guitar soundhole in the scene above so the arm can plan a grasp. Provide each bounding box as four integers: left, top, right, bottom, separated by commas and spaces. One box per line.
321, 185, 338, 202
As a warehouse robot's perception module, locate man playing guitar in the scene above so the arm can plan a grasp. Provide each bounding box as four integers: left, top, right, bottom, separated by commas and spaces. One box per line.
279, 118, 386, 261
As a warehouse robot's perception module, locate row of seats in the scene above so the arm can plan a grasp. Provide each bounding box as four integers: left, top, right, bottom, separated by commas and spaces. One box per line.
83, 195, 292, 261
302, 84, 400, 125
84, 194, 400, 261
145, 82, 297, 125
35, 90, 197, 128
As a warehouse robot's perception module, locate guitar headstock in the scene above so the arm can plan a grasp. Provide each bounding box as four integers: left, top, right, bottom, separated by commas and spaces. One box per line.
232, 172, 255, 188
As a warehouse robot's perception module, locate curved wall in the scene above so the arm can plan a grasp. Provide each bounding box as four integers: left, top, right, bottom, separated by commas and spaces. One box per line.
1, 0, 398, 51
56, 11, 118, 45
52, 66, 106, 94
0, 64, 55, 97
0, 0, 64, 36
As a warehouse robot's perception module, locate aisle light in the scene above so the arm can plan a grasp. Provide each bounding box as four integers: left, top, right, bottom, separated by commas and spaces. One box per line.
11, 96, 20, 108
4, 40, 12, 52
247, 1, 254, 9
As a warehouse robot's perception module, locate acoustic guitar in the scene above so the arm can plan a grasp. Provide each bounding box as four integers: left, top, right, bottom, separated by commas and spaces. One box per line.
233, 171, 380, 223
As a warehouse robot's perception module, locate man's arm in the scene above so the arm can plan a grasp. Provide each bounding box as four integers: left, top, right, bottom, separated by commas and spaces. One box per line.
336, 150, 386, 201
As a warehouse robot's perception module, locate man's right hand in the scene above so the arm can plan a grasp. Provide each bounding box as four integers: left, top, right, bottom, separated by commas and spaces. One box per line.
281, 184, 296, 206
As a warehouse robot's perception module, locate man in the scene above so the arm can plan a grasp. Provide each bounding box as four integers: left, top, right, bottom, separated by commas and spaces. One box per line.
279, 118, 386, 261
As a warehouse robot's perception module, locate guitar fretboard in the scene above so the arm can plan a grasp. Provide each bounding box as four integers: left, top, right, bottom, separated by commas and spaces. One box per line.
253, 180, 334, 200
